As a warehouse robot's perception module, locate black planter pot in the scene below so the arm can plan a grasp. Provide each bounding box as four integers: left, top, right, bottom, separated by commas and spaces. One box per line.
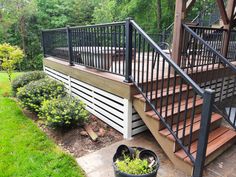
112, 145, 159, 177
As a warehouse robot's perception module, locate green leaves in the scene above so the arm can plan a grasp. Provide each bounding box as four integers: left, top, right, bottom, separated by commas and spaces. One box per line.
0, 43, 24, 82
16, 78, 66, 113
11, 71, 46, 95
116, 155, 153, 175
39, 96, 89, 128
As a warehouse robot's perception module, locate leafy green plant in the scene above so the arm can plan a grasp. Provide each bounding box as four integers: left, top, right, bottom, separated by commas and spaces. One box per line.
11, 71, 46, 95
17, 78, 66, 113
0, 43, 24, 82
39, 96, 89, 128
115, 153, 153, 175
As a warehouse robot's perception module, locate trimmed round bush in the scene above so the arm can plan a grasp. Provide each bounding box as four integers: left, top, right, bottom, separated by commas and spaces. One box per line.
39, 96, 89, 128
17, 78, 66, 113
12, 71, 46, 95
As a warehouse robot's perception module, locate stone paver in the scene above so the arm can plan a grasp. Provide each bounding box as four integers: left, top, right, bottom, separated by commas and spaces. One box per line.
76, 131, 235, 177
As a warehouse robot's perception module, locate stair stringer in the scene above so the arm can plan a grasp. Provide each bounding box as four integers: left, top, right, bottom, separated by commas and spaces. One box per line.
133, 98, 194, 176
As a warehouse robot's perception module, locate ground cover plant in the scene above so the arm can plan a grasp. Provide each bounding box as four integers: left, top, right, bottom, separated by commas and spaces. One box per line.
40, 96, 89, 128
11, 71, 46, 95
17, 77, 66, 112
0, 72, 84, 177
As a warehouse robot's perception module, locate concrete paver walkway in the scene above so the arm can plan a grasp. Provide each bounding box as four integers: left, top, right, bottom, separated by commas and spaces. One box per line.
76, 132, 236, 177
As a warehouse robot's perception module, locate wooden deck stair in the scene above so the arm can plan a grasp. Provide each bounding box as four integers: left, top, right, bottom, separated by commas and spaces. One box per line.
133, 80, 236, 175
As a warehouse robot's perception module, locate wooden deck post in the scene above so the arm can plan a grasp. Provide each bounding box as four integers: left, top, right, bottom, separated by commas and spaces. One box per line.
221, 0, 236, 57
172, 0, 187, 66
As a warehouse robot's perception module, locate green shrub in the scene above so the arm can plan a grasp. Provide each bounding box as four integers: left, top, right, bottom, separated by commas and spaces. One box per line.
115, 153, 153, 175
17, 78, 66, 112
39, 96, 89, 128
12, 71, 46, 95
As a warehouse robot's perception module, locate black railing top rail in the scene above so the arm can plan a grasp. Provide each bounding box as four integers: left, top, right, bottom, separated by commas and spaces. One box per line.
42, 21, 126, 32
131, 20, 204, 96
183, 24, 236, 72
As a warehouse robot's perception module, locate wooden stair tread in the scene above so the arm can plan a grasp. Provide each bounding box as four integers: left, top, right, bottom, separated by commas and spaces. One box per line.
160, 113, 222, 141
175, 126, 229, 160
133, 85, 189, 102
175, 127, 236, 165
145, 97, 203, 120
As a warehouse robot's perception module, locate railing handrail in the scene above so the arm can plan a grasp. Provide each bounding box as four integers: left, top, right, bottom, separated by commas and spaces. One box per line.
183, 24, 236, 73
42, 21, 126, 32
131, 20, 204, 96
188, 25, 225, 31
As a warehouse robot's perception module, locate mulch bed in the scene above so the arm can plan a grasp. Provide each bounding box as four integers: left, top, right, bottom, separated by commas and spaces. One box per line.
22, 109, 123, 158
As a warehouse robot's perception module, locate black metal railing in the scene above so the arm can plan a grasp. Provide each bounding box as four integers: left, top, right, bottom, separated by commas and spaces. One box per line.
42, 22, 126, 76
187, 26, 236, 63
228, 30, 236, 60
127, 20, 215, 177
182, 24, 236, 129
42, 28, 69, 61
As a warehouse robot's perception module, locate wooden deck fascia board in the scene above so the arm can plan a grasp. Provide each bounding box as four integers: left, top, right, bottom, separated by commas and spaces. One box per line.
44, 57, 138, 99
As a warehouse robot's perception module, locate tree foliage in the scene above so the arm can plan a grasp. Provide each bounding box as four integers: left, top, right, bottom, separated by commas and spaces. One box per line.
0, 43, 24, 81
0, 0, 216, 71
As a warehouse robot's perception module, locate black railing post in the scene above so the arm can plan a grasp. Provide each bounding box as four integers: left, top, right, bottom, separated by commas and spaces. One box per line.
67, 26, 74, 66
41, 31, 46, 57
193, 89, 215, 177
124, 18, 133, 83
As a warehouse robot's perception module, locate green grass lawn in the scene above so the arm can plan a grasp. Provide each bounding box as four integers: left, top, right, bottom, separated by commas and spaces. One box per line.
0, 72, 85, 177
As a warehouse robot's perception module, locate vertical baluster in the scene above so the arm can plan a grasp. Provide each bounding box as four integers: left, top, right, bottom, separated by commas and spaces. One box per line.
150, 49, 155, 102
182, 84, 190, 146
154, 53, 160, 109
164, 65, 171, 122
141, 39, 145, 91
145, 44, 150, 98
176, 78, 183, 138
137, 34, 141, 84
133, 30, 137, 81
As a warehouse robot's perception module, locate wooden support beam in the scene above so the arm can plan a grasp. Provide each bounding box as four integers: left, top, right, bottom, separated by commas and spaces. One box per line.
222, 0, 236, 57
216, 0, 229, 25
186, 0, 196, 12
172, 0, 187, 65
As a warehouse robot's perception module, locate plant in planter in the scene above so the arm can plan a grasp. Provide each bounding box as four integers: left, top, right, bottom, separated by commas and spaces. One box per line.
113, 145, 159, 177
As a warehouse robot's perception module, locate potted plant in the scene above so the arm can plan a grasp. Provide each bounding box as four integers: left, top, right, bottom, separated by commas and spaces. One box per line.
113, 145, 159, 177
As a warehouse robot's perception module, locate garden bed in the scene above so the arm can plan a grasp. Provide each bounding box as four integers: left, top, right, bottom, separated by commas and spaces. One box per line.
23, 109, 123, 158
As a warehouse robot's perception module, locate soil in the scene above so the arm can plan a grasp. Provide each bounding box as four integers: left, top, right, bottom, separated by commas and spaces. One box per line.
22, 109, 123, 158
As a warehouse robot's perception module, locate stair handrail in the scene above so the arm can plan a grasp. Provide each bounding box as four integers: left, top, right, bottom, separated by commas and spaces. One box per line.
130, 20, 204, 96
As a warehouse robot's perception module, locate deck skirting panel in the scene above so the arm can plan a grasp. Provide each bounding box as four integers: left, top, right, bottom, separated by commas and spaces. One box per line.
44, 66, 146, 137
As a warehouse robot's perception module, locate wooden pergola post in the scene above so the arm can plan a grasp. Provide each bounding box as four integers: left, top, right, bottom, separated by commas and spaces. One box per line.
172, 0, 187, 65
217, 0, 236, 57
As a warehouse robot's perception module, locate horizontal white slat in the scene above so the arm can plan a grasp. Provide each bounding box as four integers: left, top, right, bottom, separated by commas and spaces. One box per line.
93, 104, 123, 126
71, 77, 124, 104
71, 83, 93, 97
93, 98, 124, 119
45, 70, 68, 84
71, 93, 93, 108
132, 126, 147, 136
45, 67, 68, 80
132, 114, 141, 121
132, 119, 145, 129
89, 109, 124, 133
92, 92, 124, 111
71, 88, 93, 103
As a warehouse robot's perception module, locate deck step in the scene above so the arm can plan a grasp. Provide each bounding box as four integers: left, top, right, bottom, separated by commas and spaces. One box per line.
145, 97, 203, 120
133, 85, 189, 102
159, 113, 222, 142
175, 127, 236, 165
